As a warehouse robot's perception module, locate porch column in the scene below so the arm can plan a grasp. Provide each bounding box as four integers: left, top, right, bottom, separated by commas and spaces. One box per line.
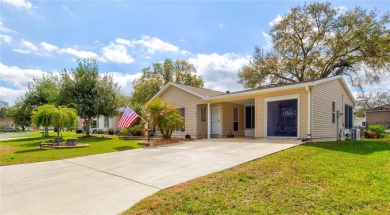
306, 86, 311, 139
207, 103, 211, 139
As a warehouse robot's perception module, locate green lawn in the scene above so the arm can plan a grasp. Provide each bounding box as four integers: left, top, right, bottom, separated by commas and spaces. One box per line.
0, 131, 142, 166
125, 136, 390, 214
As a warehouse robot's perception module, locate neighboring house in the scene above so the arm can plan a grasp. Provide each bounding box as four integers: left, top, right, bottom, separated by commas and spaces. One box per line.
366, 104, 390, 131
80, 108, 124, 133
93, 115, 121, 133
149, 76, 355, 141
353, 115, 366, 128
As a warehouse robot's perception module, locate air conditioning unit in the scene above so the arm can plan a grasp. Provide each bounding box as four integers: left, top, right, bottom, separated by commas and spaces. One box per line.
351, 128, 361, 140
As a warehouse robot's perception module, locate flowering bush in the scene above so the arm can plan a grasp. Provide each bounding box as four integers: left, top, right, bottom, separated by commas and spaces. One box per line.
368, 125, 386, 138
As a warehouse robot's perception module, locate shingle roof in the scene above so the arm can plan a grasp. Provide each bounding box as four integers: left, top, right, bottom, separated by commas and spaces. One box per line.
171, 83, 225, 98
368, 104, 390, 111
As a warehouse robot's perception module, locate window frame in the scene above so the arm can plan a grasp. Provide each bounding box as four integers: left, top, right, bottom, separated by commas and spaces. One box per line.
104, 116, 109, 128
177, 108, 185, 132
344, 105, 353, 129
245, 106, 255, 129
200, 106, 206, 122
233, 108, 239, 131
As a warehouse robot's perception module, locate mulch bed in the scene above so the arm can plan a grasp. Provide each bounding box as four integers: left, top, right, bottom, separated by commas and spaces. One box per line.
149, 138, 193, 147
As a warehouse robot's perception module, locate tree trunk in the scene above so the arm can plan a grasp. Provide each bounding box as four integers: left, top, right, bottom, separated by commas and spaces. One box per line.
85, 117, 92, 136
57, 127, 60, 138
45, 126, 49, 137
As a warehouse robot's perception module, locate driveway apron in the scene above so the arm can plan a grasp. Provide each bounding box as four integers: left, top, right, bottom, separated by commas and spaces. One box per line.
1, 139, 300, 215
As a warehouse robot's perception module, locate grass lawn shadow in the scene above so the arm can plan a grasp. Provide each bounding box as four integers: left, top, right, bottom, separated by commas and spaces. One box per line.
19, 142, 42, 147
303, 139, 390, 155
15, 148, 43, 154
5, 136, 44, 143
115, 146, 135, 151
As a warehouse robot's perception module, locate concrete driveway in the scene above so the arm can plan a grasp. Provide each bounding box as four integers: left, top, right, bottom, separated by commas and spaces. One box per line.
1, 138, 300, 215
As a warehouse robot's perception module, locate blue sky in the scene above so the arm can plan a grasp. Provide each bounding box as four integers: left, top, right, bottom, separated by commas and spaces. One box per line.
1, 0, 389, 105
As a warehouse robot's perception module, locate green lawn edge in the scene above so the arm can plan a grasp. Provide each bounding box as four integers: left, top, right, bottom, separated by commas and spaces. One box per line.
124, 136, 390, 215
0, 131, 143, 166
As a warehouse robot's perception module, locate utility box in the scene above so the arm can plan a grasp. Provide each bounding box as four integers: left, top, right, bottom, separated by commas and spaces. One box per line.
351, 128, 361, 140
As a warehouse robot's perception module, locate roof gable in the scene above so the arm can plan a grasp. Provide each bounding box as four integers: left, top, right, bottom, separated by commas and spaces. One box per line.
147, 82, 224, 104
147, 76, 356, 106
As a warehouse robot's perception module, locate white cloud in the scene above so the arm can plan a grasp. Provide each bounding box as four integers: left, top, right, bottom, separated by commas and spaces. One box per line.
61, 5, 75, 17
218, 24, 224, 28
101, 43, 135, 64
188, 53, 250, 92
0, 87, 25, 105
60, 48, 98, 59
13, 48, 32, 54
0, 63, 47, 88
132, 35, 180, 54
1, 0, 33, 10
110, 72, 143, 96
21, 39, 38, 51
335, 5, 348, 14
0, 20, 14, 33
262, 32, 272, 50
0, 34, 12, 43
13, 39, 38, 54
40, 42, 58, 52
115, 38, 132, 46
269, 14, 283, 26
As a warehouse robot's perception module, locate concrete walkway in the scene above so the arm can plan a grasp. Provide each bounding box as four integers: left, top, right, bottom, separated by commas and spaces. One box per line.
1, 138, 300, 215
0, 132, 39, 140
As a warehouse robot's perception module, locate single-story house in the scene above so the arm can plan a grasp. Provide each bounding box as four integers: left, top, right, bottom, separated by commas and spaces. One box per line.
149, 76, 355, 141
366, 104, 390, 130
92, 115, 121, 133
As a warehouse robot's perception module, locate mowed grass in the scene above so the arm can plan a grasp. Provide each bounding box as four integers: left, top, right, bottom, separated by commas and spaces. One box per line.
0, 132, 142, 166
125, 136, 390, 214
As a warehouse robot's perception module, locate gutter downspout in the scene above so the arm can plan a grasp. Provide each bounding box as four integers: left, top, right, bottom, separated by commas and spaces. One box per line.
207, 103, 211, 139
306, 86, 311, 140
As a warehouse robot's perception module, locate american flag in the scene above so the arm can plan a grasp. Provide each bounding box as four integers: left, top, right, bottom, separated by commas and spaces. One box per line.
117, 107, 140, 127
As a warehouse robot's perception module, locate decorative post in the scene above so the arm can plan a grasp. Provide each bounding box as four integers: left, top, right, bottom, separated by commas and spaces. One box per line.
147, 113, 151, 144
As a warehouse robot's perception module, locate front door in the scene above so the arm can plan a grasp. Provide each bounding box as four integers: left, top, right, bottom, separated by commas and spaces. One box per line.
211, 107, 221, 134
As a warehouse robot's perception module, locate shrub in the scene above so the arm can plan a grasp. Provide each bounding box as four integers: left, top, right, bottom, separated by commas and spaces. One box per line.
368, 125, 386, 138
121, 124, 144, 136
108, 128, 114, 135
145, 98, 184, 139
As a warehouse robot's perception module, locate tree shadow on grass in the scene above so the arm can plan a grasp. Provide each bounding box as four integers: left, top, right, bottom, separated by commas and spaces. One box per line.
115, 146, 135, 151
19, 142, 42, 147
302, 140, 390, 155
15, 148, 44, 154
5, 137, 43, 143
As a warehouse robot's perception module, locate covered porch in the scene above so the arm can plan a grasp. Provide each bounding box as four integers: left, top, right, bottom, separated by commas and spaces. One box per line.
199, 94, 302, 139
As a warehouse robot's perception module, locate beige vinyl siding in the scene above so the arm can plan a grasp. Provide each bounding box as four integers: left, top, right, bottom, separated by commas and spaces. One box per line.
220, 103, 245, 137
312, 79, 354, 140
366, 111, 390, 128
197, 104, 208, 138
159, 86, 205, 138
255, 88, 308, 139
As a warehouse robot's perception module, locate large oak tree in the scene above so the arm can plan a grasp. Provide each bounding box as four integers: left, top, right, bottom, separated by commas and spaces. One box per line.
131, 59, 204, 105
60, 58, 120, 136
239, 2, 390, 88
